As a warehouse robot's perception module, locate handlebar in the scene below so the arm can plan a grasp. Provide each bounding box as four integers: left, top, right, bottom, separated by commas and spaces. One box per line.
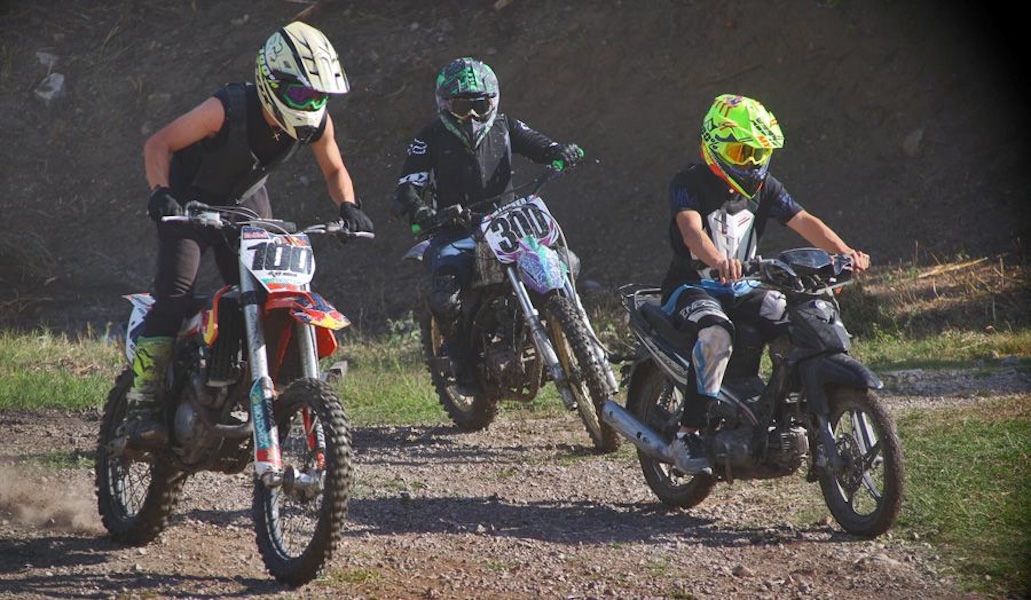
411, 162, 574, 237
700, 250, 855, 294
163, 201, 375, 241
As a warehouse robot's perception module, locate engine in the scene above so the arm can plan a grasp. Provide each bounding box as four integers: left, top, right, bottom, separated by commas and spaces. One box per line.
710, 424, 810, 480
766, 425, 809, 471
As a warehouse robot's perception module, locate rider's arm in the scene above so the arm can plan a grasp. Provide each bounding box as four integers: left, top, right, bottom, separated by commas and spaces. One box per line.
390, 132, 434, 221
508, 116, 559, 164
143, 96, 224, 191
786, 210, 871, 271
309, 113, 357, 208
674, 209, 742, 283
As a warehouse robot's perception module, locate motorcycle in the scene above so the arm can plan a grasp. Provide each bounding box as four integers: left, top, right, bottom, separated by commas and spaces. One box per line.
606, 248, 904, 537
402, 163, 621, 453
95, 201, 373, 586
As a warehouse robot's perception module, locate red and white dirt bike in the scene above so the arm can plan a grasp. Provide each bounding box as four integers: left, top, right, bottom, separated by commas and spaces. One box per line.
95, 201, 371, 586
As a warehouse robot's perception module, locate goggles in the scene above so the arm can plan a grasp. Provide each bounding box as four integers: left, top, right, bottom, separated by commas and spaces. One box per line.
721, 142, 771, 167
276, 82, 328, 111
447, 96, 495, 121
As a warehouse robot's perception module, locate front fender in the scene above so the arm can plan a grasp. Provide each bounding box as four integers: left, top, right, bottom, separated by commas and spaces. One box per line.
266, 291, 349, 358
800, 353, 883, 416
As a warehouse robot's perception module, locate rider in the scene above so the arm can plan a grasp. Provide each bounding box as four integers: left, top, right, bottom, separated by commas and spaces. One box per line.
661, 94, 870, 475
390, 56, 582, 392
122, 21, 374, 448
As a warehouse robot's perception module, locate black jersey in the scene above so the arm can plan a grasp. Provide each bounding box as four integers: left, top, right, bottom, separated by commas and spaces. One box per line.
392, 114, 559, 215
168, 82, 325, 205
660, 163, 803, 298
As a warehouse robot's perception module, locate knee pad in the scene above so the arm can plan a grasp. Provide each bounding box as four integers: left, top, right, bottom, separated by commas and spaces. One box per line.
692, 325, 733, 397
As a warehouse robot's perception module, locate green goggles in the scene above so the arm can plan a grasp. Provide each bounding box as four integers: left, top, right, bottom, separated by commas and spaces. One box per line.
276, 82, 328, 111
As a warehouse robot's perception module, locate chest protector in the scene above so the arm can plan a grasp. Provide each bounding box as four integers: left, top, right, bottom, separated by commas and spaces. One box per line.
677, 165, 773, 280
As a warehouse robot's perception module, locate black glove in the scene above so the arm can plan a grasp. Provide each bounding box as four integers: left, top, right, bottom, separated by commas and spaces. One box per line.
338, 200, 374, 233
409, 204, 437, 234
147, 186, 183, 222
549, 143, 583, 169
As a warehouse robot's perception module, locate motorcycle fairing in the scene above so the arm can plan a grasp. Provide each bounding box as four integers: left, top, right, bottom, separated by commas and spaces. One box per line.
516, 236, 568, 294
201, 285, 236, 347
123, 293, 155, 363
239, 226, 315, 292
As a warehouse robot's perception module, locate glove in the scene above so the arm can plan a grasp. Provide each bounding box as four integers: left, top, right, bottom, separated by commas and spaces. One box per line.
338, 200, 374, 233
549, 143, 583, 169
147, 186, 183, 222
409, 204, 437, 235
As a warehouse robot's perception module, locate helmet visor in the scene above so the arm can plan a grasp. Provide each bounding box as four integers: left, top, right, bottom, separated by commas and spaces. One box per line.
276, 82, 328, 111
447, 96, 495, 122
722, 142, 771, 167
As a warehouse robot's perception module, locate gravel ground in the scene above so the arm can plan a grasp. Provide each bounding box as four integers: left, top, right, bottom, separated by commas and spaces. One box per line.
0, 368, 1027, 599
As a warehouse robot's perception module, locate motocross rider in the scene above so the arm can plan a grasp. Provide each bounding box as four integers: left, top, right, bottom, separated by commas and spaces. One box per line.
122, 22, 375, 449
661, 94, 870, 475
390, 57, 582, 392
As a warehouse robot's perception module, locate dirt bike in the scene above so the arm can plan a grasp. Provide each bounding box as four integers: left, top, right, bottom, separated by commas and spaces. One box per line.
95, 201, 372, 586
402, 163, 621, 453
607, 248, 904, 537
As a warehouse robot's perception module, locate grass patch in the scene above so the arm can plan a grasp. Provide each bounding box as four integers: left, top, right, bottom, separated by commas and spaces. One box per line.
0, 329, 121, 410
895, 396, 1031, 598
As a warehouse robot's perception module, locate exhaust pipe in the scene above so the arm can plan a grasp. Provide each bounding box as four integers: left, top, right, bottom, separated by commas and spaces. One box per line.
602, 399, 674, 463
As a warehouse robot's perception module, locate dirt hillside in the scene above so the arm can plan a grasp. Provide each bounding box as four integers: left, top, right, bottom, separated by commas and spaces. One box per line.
0, 0, 1026, 333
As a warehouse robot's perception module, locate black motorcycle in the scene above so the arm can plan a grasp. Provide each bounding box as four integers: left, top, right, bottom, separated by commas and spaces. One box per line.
607, 248, 904, 537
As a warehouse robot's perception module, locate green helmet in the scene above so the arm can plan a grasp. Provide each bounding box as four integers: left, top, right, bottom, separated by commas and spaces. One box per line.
435, 57, 500, 148
700, 94, 785, 198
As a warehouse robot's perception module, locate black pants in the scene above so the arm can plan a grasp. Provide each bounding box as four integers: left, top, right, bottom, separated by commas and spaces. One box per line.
141, 189, 271, 338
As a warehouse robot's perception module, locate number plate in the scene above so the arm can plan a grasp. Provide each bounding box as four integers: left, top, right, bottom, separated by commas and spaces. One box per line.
479, 195, 559, 263
239, 226, 315, 290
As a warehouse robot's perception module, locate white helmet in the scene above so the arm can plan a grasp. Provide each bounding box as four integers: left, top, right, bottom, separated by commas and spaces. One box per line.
255, 21, 349, 142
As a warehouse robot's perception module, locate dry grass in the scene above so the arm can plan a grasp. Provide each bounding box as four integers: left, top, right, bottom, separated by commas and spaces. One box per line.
843, 252, 1030, 338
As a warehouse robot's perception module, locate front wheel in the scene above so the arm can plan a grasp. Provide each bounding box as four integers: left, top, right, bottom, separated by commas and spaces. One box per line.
817, 386, 905, 538
95, 369, 186, 545
626, 360, 715, 507
419, 307, 498, 431
254, 378, 352, 587
544, 295, 621, 453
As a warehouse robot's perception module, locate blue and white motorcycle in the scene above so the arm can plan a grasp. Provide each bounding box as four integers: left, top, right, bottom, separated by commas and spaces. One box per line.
402, 164, 621, 453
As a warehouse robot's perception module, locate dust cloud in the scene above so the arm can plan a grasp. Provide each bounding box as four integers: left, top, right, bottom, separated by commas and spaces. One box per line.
0, 464, 103, 534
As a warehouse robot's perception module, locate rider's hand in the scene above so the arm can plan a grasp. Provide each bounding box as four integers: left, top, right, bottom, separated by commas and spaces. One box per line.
338, 200, 375, 233
716, 257, 743, 283
549, 143, 583, 169
147, 186, 183, 222
409, 204, 437, 234
846, 249, 871, 272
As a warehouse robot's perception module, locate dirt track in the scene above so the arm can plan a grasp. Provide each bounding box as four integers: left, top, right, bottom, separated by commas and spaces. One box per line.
1, 368, 1027, 599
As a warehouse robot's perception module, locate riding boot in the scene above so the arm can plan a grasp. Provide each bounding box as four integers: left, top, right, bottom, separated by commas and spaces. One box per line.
119, 335, 173, 448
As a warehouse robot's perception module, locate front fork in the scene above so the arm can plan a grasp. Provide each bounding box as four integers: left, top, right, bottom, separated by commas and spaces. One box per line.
504, 266, 578, 410
240, 276, 323, 488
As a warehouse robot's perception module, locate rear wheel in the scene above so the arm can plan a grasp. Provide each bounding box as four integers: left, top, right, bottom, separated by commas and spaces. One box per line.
626, 360, 715, 507
95, 369, 186, 545
817, 386, 904, 538
254, 378, 352, 587
544, 295, 620, 453
419, 308, 498, 431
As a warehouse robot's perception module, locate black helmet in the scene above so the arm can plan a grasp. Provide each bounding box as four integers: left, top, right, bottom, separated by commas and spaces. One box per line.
435, 57, 499, 148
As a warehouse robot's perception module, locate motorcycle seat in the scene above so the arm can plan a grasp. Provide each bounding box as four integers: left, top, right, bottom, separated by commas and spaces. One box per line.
640, 303, 692, 351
